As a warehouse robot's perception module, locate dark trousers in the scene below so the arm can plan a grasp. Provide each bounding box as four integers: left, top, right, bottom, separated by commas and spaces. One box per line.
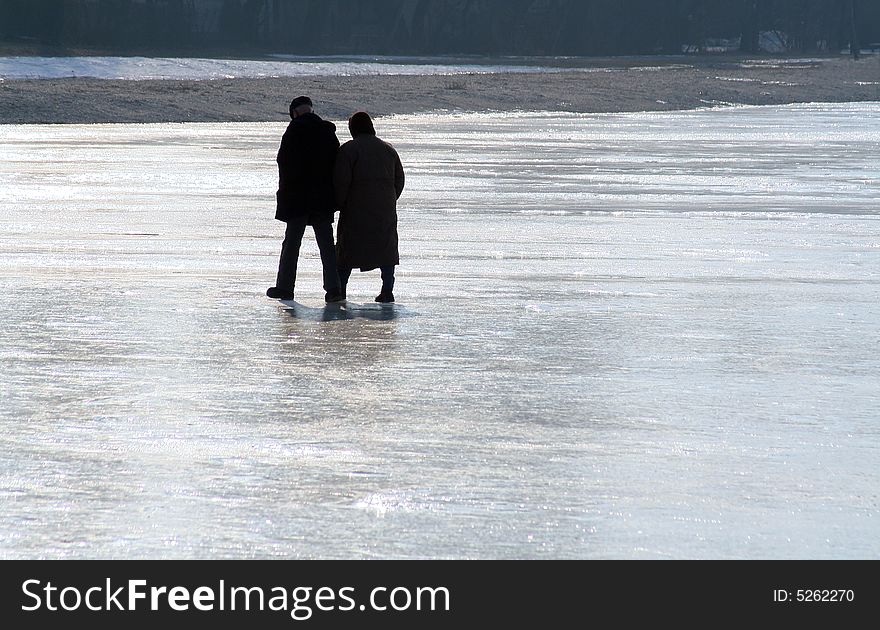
338, 265, 395, 294
275, 216, 341, 294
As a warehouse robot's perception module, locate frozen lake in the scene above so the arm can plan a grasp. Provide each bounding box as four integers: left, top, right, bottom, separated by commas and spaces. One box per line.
1, 103, 878, 558
0, 54, 838, 82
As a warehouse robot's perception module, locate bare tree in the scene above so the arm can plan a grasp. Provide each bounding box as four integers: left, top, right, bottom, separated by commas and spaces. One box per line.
849, 0, 861, 59
740, 0, 760, 53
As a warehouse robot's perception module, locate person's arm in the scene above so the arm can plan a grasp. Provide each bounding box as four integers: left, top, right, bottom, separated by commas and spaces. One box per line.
393, 149, 405, 200
333, 147, 353, 211
276, 134, 287, 185
277, 127, 311, 182
277, 129, 294, 167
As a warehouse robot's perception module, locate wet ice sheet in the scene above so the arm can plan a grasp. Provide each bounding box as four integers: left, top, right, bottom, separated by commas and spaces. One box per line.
0, 103, 878, 558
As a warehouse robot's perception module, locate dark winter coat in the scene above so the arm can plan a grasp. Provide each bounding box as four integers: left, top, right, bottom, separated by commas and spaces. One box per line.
333, 134, 405, 271
275, 112, 340, 223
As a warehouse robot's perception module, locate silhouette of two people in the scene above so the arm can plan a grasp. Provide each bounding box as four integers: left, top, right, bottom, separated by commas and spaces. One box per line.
268, 96, 405, 304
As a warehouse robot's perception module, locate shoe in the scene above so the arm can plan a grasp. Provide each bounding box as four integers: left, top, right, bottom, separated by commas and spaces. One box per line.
325, 290, 346, 303
267, 287, 294, 300
375, 291, 394, 303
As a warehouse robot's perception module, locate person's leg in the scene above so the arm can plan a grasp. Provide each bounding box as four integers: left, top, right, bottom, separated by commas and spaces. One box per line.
376, 265, 395, 302
337, 267, 353, 296
312, 219, 343, 298
380, 266, 395, 293
270, 215, 307, 298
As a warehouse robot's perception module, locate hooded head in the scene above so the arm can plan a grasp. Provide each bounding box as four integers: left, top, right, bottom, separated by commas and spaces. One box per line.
348, 111, 376, 138
289, 96, 313, 119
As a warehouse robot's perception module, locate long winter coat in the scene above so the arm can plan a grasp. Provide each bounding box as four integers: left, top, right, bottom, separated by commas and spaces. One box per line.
275, 112, 340, 224
333, 134, 405, 271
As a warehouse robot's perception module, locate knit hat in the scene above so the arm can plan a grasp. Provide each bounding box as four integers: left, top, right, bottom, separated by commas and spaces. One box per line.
289, 96, 313, 118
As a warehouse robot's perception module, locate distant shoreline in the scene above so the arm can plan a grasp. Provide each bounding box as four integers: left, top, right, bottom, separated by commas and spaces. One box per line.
1, 55, 877, 124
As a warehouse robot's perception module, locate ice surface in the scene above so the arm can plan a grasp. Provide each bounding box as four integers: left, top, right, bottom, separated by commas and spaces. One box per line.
0, 55, 614, 81
1, 103, 879, 558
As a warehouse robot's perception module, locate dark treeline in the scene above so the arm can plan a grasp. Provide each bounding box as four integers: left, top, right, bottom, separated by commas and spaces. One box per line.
1, 0, 876, 57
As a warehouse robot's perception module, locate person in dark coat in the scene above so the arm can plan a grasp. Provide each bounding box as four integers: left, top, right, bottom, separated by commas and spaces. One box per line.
267, 96, 344, 302
333, 112, 405, 303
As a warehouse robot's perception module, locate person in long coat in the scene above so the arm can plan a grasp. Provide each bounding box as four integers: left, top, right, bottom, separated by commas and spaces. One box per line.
333, 111, 405, 303
267, 95, 344, 303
